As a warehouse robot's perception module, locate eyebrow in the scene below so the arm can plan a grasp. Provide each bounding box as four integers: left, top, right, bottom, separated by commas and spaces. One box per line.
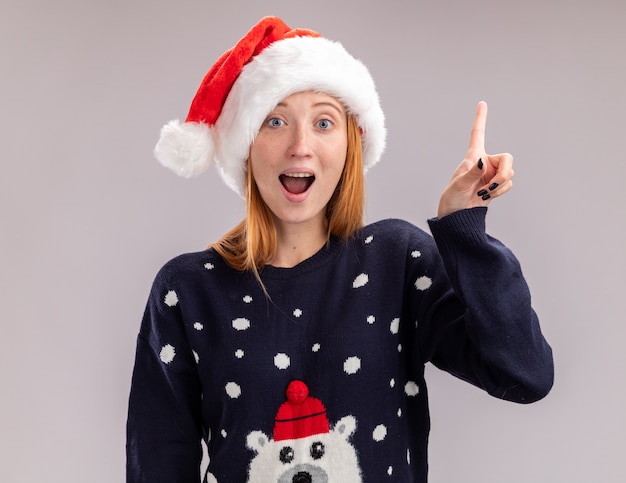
315, 102, 345, 116
275, 100, 345, 116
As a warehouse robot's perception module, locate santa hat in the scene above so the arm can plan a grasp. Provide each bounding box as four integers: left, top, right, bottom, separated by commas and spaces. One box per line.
154, 16, 386, 197
273, 380, 329, 441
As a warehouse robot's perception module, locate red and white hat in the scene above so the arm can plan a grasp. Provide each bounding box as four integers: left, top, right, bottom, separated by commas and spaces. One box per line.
154, 16, 386, 197
273, 380, 329, 441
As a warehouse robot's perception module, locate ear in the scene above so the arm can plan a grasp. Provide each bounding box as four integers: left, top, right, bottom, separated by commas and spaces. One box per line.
333, 415, 357, 440
246, 430, 270, 453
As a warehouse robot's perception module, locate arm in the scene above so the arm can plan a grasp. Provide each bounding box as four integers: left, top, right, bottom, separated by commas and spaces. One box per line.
415, 103, 553, 402
422, 207, 554, 403
126, 265, 203, 482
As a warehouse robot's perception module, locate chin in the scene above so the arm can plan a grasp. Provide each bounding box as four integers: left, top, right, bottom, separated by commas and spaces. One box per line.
273, 208, 326, 229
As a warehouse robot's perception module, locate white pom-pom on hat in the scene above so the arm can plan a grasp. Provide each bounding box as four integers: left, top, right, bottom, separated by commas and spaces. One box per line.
154, 119, 214, 178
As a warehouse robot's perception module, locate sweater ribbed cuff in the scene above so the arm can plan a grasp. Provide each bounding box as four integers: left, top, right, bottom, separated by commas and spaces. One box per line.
427, 207, 488, 249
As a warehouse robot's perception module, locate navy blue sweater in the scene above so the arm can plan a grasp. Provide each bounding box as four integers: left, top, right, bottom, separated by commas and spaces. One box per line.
127, 208, 553, 482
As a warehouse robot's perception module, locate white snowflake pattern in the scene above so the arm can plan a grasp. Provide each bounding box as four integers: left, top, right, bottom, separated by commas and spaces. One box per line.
221, 429, 227, 438
312, 343, 321, 352
411, 250, 421, 258
343, 356, 361, 375
390, 318, 400, 334
243, 295, 253, 303
235, 349, 244, 359
373, 424, 387, 442
390, 378, 395, 388
204, 262, 214, 270
352, 273, 369, 288
398, 344, 402, 352
232, 318, 250, 331
405, 381, 419, 397
397, 408, 402, 417
274, 353, 290, 370
160, 344, 176, 364
414, 275, 432, 291
225, 382, 241, 399
365, 235, 374, 244
164, 290, 178, 307
367, 315, 375, 324
193, 322, 203, 331
193, 350, 199, 364
387, 466, 393, 476
293, 308, 303, 318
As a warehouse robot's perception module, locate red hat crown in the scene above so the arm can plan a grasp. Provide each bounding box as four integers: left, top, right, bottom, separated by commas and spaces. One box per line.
186, 17, 320, 126
274, 380, 329, 442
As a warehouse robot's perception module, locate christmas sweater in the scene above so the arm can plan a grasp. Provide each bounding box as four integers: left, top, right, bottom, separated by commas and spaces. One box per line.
126, 207, 554, 482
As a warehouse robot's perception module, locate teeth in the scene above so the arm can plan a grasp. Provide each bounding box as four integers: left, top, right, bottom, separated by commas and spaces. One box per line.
283, 173, 313, 178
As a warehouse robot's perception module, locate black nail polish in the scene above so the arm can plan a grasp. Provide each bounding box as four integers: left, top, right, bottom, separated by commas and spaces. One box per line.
477, 158, 483, 170
477, 189, 488, 197
489, 182, 499, 191
482, 193, 491, 201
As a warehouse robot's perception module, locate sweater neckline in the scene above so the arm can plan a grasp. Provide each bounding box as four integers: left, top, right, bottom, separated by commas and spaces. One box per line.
258, 235, 346, 280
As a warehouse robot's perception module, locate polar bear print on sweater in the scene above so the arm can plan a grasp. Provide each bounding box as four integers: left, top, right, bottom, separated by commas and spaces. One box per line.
246, 380, 362, 483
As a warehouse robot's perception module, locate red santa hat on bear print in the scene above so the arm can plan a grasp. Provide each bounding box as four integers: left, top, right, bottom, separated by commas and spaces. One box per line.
273, 380, 329, 441
154, 16, 386, 197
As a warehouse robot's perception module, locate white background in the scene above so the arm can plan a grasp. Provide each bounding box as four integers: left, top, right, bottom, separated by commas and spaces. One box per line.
2, 0, 625, 481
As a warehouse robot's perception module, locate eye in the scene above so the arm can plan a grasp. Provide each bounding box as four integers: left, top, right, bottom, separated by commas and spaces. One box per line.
310, 441, 325, 460
267, 117, 285, 128
316, 119, 332, 130
279, 446, 295, 464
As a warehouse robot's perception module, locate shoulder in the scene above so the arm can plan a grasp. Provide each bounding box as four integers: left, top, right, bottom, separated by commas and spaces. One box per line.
347, 219, 439, 267
358, 218, 433, 247
152, 248, 228, 287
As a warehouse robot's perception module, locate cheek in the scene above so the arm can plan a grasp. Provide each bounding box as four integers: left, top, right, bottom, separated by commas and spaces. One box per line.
249, 151, 275, 182
249, 138, 271, 170
251, 129, 283, 157
328, 144, 348, 179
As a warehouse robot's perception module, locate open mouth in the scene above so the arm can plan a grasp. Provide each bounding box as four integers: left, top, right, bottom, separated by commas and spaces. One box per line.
279, 173, 315, 195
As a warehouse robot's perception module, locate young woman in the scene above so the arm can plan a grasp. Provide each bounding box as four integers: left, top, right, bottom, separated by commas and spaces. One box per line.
127, 16, 553, 482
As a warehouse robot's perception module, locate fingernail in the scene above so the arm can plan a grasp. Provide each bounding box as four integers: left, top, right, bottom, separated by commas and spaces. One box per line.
477, 189, 488, 197
482, 193, 491, 201
477, 158, 483, 170
489, 182, 499, 191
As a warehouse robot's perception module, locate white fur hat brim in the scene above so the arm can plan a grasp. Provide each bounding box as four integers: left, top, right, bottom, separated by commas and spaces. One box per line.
215, 35, 386, 196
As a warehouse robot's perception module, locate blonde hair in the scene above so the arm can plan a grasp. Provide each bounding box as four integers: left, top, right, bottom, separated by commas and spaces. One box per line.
212, 115, 364, 278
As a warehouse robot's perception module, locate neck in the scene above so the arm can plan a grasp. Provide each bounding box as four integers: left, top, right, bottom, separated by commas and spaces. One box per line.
269, 219, 328, 268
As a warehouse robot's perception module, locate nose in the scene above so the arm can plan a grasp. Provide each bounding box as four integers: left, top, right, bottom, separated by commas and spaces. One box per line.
288, 124, 313, 158
292, 472, 312, 483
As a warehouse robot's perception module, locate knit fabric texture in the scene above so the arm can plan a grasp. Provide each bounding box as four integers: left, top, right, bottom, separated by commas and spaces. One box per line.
126, 208, 553, 482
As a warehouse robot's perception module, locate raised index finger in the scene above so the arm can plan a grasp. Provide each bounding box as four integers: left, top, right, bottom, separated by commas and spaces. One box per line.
468, 101, 488, 152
